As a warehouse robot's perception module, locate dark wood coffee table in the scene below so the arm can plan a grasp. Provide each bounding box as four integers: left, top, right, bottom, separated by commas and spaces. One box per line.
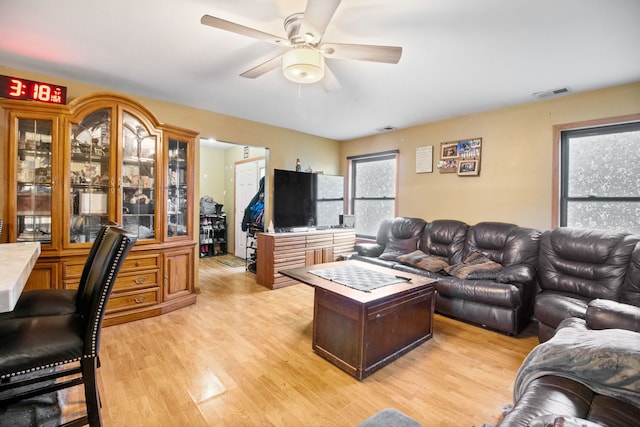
280, 260, 436, 380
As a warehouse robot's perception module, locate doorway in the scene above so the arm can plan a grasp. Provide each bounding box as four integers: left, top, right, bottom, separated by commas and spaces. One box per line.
199, 139, 267, 260
234, 158, 265, 258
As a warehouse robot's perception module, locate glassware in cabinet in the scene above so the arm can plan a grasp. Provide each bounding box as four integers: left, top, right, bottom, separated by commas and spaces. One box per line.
167, 138, 189, 238
121, 111, 157, 240
68, 108, 111, 244
16, 118, 53, 243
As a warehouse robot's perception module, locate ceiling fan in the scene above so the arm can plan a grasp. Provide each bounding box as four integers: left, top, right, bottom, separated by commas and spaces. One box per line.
201, 0, 402, 92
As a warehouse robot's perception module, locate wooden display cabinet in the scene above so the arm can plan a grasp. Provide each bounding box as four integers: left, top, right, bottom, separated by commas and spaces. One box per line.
1, 93, 199, 325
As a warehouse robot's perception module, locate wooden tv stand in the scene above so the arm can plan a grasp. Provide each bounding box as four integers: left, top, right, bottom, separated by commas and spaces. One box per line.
256, 229, 356, 289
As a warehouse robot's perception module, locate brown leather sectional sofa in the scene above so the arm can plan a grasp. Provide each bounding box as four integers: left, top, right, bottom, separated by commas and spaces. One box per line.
353, 217, 640, 338
353, 217, 640, 426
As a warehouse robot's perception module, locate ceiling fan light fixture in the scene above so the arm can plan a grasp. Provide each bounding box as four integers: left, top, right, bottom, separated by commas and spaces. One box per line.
282, 47, 325, 84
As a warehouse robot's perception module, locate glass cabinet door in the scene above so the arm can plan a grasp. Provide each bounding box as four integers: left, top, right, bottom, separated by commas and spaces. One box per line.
166, 138, 189, 238
69, 109, 111, 244
16, 118, 53, 243
121, 112, 157, 240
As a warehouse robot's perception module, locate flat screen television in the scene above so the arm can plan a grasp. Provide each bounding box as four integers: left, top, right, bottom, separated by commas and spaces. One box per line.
273, 169, 344, 232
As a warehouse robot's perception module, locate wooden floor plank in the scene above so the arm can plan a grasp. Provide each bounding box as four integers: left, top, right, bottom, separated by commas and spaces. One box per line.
63, 256, 539, 426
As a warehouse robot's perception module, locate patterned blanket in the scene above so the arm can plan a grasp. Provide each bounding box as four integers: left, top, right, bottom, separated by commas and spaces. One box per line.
514, 321, 640, 407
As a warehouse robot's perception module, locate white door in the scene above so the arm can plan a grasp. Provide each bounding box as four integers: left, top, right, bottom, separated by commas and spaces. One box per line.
234, 159, 264, 258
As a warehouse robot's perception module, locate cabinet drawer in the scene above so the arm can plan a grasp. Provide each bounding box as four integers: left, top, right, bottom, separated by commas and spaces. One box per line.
120, 254, 160, 271
106, 288, 159, 313
305, 235, 333, 247
273, 237, 305, 248
113, 271, 159, 291
63, 253, 160, 279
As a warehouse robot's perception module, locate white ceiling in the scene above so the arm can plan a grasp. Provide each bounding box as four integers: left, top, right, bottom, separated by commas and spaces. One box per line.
1, 0, 639, 141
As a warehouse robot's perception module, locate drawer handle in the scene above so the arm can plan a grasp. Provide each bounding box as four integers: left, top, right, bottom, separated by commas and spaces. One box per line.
134, 296, 146, 304
135, 261, 141, 267
134, 276, 147, 284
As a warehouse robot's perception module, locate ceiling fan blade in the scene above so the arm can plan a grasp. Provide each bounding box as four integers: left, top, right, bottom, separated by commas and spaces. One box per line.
321, 43, 402, 64
321, 64, 341, 93
240, 54, 284, 79
201, 15, 290, 46
300, 0, 342, 43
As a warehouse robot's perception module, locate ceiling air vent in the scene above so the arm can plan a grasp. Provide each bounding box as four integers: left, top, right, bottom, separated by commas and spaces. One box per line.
533, 87, 570, 99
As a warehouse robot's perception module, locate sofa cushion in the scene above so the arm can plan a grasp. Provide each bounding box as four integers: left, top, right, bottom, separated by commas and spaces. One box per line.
418, 219, 468, 265
463, 222, 540, 267
397, 250, 449, 272
379, 237, 419, 261
538, 228, 640, 300
436, 278, 522, 308
445, 251, 503, 279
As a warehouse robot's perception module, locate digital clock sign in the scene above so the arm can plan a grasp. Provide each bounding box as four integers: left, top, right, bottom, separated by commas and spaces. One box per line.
0, 74, 67, 104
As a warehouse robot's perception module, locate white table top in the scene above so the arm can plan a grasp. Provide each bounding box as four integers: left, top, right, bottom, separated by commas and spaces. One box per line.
0, 242, 41, 313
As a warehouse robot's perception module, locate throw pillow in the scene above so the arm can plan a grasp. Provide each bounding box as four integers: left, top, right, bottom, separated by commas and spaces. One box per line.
379, 237, 419, 261
397, 250, 450, 272
445, 251, 503, 279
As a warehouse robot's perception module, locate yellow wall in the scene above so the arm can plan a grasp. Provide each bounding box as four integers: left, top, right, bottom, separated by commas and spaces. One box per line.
199, 145, 226, 203
341, 82, 640, 231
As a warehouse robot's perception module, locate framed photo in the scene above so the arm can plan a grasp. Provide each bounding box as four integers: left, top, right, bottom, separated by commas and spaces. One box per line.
437, 159, 458, 173
457, 160, 479, 176
440, 143, 458, 159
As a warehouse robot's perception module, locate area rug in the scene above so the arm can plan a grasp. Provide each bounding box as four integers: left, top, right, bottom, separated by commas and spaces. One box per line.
216, 256, 246, 268
356, 408, 423, 427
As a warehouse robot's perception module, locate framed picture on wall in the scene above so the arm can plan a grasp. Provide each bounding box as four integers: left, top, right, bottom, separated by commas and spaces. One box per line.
440, 143, 458, 159
457, 160, 479, 176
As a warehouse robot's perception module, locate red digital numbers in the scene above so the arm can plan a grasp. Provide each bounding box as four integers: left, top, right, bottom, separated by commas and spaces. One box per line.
8, 78, 25, 97
0, 75, 67, 104
32, 83, 52, 102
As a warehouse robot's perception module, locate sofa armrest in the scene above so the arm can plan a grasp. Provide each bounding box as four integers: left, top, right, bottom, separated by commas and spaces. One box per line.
586, 299, 640, 332
496, 264, 536, 284
355, 242, 385, 257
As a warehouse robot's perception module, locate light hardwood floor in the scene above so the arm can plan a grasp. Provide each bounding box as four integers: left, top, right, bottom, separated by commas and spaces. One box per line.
64, 256, 540, 426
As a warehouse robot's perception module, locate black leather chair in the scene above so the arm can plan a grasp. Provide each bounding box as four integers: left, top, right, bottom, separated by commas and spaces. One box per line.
0, 226, 136, 426
0, 223, 116, 321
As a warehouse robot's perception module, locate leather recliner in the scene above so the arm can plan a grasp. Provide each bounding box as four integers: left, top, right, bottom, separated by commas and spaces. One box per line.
534, 227, 640, 342
434, 222, 541, 335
